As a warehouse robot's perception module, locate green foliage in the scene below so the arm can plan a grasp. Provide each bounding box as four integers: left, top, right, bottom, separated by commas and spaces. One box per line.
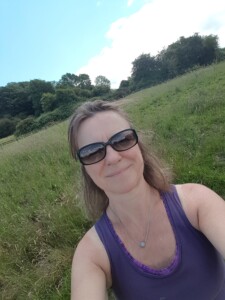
130, 33, 223, 92
1, 44, 225, 300
35, 104, 76, 130
57, 73, 92, 89
125, 61, 225, 196
55, 88, 79, 106
29, 79, 55, 116
92, 85, 109, 97
0, 118, 16, 138
216, 47, 225, 62
15, 116, 36, 136
0, 82, 33, 117
93, 75, 111, 96
40, 93, 57, 113
95, 75, 111, 88
119, 80, 130, 88
0, 123, 92, 298
1, 33, 224, 125
78, 74, 92, 89
13, 99, 83, 137
132, 53, 161, 88
1, 61, 225, 299
57, 73, 80, 88
77, 88, 93, 98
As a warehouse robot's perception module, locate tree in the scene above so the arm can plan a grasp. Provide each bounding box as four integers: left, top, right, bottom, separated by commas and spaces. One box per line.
29, 80, 55, 116
93, 75, 111, 96
202, 35, 219, 65
0, 118, 16, 138
157, 33, 219, 78
15, 117, 35, 136
40, 93, 57, 113
0, 82, 33, 117
119, 80, 129, 89
131, 54, 161, 89
55, 88, 79, 106
57, 73, 80, 88
57, 73, 92, 89
77, 74, 92, 89
0, 86, 13, 117
95, 75, 110, 88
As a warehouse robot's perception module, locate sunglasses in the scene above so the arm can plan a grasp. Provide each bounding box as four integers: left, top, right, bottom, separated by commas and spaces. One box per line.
77, 128, 138, 165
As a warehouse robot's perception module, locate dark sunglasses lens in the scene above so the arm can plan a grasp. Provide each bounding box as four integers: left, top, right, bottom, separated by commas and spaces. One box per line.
111, 130, 137, 151
79, 144, 105, 165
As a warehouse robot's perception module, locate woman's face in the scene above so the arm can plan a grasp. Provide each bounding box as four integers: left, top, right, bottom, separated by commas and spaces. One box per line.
77, 111, 144, 197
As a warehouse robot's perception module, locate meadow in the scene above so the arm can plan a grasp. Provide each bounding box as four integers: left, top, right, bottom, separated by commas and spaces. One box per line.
0, 61, 225, 299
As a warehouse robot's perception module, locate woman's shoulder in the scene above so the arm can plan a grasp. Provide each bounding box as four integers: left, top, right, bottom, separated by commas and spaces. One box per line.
174, 183, 206, 230
75, 226, 105, 261
175, 183, 224, 230
71, 226, 112, 298
73, 225, 112, 287
175, 183, 221, 202
176, 182, 209, 193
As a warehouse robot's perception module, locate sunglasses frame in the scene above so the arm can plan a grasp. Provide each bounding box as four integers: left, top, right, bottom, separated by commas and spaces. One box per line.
77, 128, 138, 165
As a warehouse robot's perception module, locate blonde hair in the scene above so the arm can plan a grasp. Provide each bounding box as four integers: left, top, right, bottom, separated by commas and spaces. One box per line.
68, 100, 171, 220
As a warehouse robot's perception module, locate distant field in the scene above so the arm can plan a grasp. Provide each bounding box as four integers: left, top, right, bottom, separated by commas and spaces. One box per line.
0, 61, 225, 299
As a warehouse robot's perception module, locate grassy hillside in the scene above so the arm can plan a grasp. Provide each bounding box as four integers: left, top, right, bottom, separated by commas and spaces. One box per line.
125, 62, 225, 196
0, 61, 225, 299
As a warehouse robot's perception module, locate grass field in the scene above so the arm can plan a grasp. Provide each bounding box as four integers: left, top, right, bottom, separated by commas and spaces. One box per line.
0, 61, 225, 299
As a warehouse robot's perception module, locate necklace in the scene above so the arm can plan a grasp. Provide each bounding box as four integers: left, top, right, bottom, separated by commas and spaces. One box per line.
108, 203, 151, 248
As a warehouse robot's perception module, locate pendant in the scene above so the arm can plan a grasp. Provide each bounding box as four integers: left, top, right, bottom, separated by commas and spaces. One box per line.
139, 241, 146, 248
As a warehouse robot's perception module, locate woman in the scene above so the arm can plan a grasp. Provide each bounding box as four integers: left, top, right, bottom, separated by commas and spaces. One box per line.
69, 100, 225, 299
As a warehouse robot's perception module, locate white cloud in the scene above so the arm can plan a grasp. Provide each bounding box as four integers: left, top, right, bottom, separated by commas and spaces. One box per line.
127, 0, 135, 7
77, 0, 225, 88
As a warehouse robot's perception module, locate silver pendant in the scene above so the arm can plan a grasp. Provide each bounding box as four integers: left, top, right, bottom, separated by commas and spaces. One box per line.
139, 241, 146, 248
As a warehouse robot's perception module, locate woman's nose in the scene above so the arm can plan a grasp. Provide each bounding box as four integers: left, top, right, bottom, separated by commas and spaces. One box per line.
105, 145, 122, 164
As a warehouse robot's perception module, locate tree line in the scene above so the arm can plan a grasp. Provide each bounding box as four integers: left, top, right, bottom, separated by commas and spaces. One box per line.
118, 33, 225, 95
0, 33, 224, 139
0, 74, 111, 138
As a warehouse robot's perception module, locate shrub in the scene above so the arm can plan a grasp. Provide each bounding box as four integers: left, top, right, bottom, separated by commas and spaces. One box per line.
77, 88, 93, 98
55, 88, 80, 106
33, 102, 77, 131
0, 118, 16, 138
40, 93, 57, 112
15, 117, 36, 136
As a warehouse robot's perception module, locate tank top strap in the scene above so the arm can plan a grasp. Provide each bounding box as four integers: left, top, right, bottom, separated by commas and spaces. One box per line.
95, 213, 121, 268
160, 184, 194, 231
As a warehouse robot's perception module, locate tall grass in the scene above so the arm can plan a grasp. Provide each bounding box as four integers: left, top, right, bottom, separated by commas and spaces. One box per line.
125, 62, 225, 196
0, 124, 91, 299
0, 61, 225, 299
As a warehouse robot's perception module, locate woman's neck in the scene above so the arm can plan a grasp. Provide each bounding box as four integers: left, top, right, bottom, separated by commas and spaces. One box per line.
106, 178, 159, 224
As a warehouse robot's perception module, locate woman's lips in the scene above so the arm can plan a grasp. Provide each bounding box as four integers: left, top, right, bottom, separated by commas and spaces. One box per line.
106, 165, 130, 177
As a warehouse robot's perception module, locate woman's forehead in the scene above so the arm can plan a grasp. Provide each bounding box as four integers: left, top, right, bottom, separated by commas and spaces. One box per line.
77, 111, 130, 146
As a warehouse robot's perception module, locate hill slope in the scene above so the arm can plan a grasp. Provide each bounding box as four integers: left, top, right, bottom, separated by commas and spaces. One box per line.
0, 61, 225, 299
124, 61, 225, 195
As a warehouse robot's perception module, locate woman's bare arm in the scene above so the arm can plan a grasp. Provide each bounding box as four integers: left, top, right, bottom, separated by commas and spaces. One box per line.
71, 227, 111, 300
179, 183, 225, 258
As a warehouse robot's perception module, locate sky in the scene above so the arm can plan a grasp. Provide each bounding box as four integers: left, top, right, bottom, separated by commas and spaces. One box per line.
1, 0, 225, 89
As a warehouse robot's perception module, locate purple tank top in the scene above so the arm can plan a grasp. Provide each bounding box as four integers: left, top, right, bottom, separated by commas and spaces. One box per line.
95, 186, 225, 299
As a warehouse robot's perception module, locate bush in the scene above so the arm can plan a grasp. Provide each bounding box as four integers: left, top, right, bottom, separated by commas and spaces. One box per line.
14, 101, 82, 137
34, 102, 77, 130
15, 117, 36, 136
40, 93, 57, 112
77, 88, 93, 98
55, 88, 80, 106
0, 118, 16, 138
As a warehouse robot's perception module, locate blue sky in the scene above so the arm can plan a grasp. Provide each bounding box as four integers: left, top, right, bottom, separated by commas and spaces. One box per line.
0, 0, 145, 86
1, 0, 225, 88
